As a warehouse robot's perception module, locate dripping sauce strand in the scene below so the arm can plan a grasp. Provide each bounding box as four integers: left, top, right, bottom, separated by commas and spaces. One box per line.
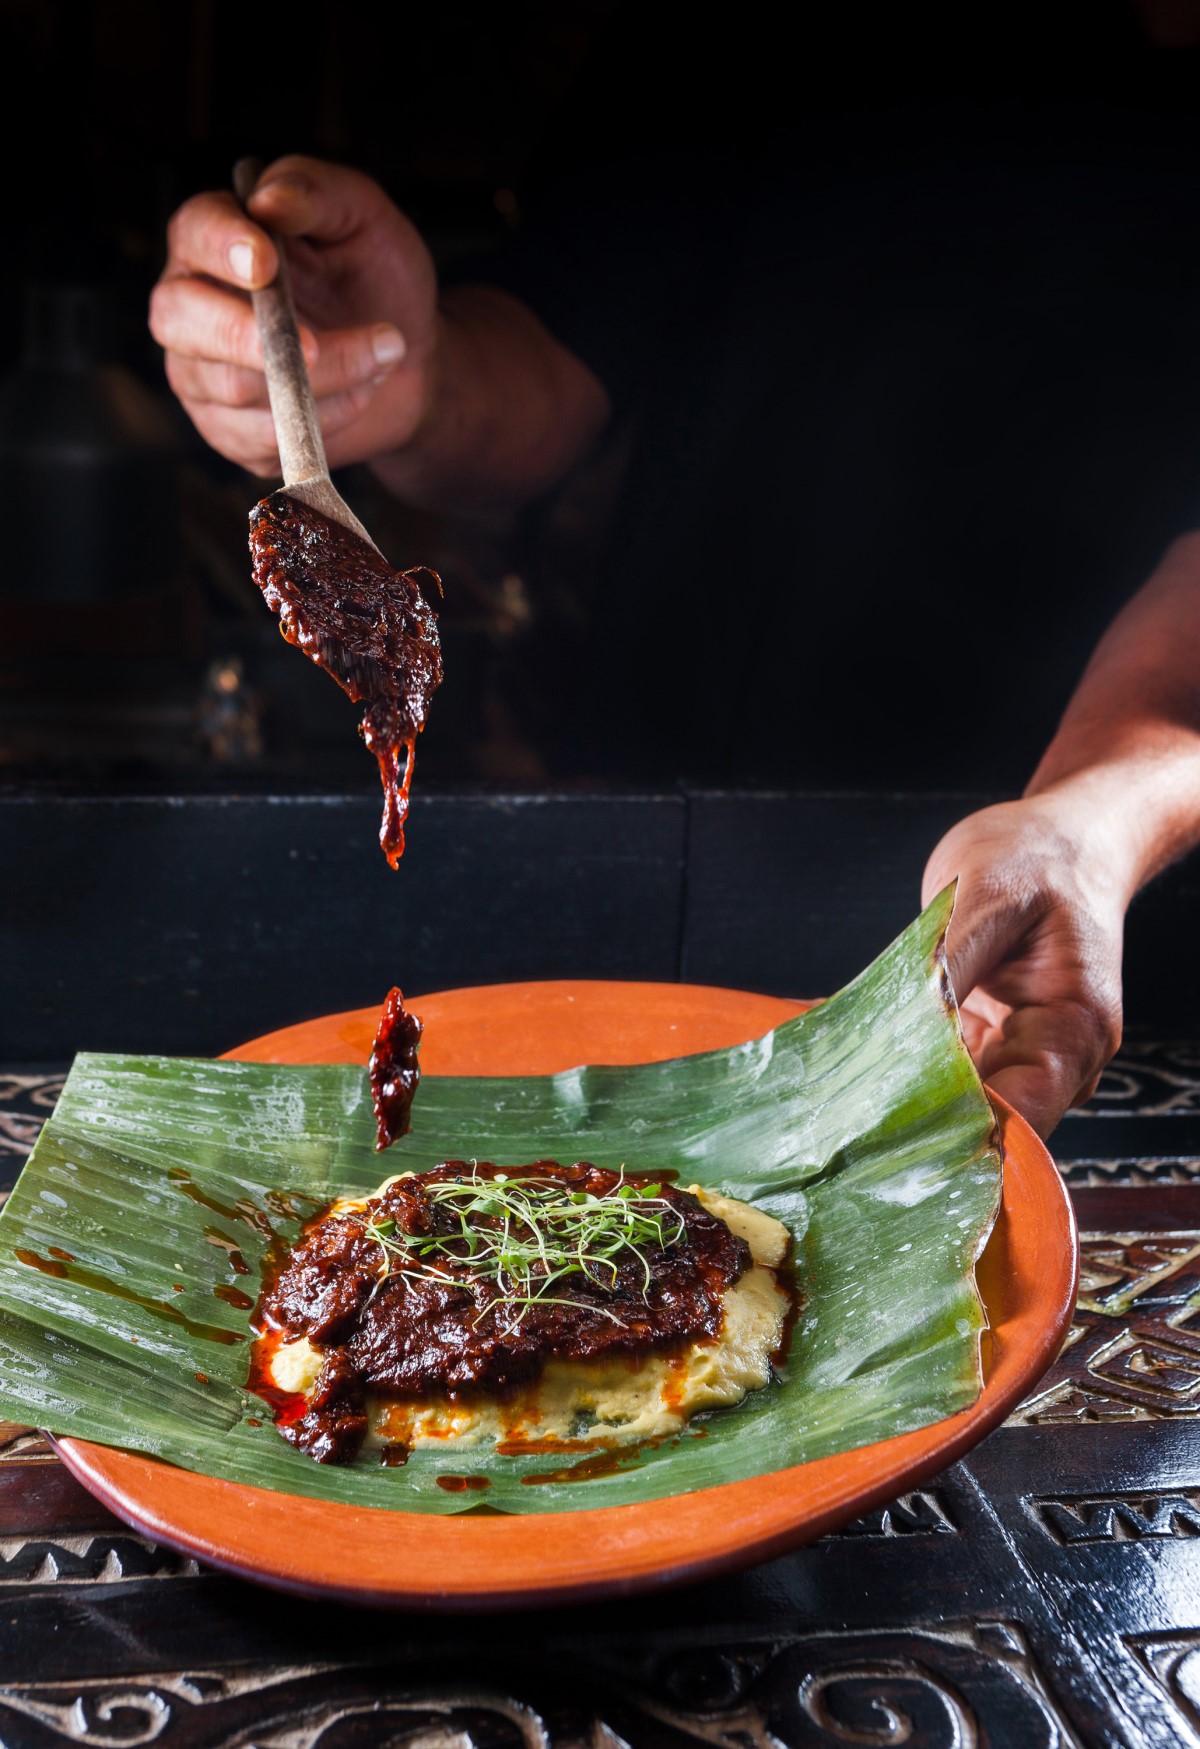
369, 987, 423, 1151
247, 492, 443, 866
364, 725, 417, 871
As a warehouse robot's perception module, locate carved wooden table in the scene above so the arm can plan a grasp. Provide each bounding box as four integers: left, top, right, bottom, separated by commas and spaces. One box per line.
0, 1049, 1197, 1748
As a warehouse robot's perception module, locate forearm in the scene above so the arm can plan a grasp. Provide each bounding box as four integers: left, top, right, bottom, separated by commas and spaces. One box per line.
922, 536, 1200, 1133
369, 286, 612, 515
1024, 532, 1200, 900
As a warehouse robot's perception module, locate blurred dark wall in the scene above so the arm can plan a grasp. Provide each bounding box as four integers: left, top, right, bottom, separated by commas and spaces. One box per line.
0, 1, 611, 362
0, 0, 613, 788
3, 1, 1200, 796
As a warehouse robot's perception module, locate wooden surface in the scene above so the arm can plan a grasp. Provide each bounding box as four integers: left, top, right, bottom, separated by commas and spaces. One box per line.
3, 791, 1200, 1743
0, 1056, 1195, 1744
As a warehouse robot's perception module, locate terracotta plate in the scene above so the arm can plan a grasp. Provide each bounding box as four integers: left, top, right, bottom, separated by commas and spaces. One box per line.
54, 980, 1078, 1610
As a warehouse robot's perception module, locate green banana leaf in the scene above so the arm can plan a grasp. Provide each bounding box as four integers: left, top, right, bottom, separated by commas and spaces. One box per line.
0, 886, 1000, 1515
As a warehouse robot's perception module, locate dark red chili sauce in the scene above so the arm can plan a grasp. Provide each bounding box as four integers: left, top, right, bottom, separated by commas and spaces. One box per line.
369, 988, 422, 1151
248, 493, 442, 866
251, 1161, 751, 1465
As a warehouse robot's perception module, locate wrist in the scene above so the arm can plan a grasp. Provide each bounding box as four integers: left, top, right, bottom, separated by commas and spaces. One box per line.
1015, 779, 1144, 910
1024, 738, 1200, 902
372, 286, 611, 516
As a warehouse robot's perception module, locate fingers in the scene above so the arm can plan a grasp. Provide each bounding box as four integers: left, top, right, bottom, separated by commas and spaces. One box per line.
154, 169, 405, 398
160, 155, 390, 295
185, 401, 280, 477
954, 998, 996, 1064
941, 889, 1029, 1011
151, 278, 271, 373
155, 159, 429, 472
943, 913, 1000, 1011
955, 909, 1121, 1134
162, 319, 403, 407
977, 1000, 1117, 1137
922, 817, 1032, 1004
162, 162, 394, 290
985, 1063, 1069, 1140
182, 378, 386, 477
308, 321, 406, 388
164, 190, 279, 291
164, 352, 262, 411
245, 155, 393, 245
921, 798, 1128, 1138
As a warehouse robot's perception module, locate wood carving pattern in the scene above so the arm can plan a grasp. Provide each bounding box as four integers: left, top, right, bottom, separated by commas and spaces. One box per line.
1030, 1490, 1200, 1543
1061, 1158, 1200, 1188
1011, 1309, 1200, 1424
826, 1490, 957, 1538
0, 1532, 199, 1584
1076, 1233, 1200, 1315
1010, 1230, 1200, 1425
1124, 1631, 1200, 1744
1086, 1042, 1200, 1115
0, 1629, 1082, 1748
0, 1071, 64, 1164
0, 1668, 546, 1749
0, 1420, 57, 1464
610, 1621, 1083, 1747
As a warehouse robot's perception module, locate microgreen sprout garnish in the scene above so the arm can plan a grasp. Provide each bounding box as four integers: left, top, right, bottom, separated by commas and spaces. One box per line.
362, 1166, 686, 1329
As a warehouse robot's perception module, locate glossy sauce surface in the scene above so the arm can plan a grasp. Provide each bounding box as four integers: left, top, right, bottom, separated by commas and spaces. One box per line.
248, 494, 442, 866
253, 1161, 751, 1465
368, 988, 422, 1151
14, 1248, 244, 1345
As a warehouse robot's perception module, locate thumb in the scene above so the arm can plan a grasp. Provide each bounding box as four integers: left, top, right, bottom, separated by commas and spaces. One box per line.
247, 156, 392, 245
940, 885, 1026, 1008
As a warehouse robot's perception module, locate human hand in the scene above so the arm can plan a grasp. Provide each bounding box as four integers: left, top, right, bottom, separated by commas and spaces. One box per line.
921, 796, 1128, 1137
150, 155, 438, 476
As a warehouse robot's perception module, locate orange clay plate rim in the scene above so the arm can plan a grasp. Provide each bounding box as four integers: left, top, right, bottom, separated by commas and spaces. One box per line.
53, 980, 1078, 1611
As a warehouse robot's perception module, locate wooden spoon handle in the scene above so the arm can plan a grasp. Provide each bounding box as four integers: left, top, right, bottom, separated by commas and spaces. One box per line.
233, 157, 329, 488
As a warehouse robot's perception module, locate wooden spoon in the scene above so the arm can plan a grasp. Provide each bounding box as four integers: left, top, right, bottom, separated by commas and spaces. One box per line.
232, 157, 380, 553
230, 160, 443, 869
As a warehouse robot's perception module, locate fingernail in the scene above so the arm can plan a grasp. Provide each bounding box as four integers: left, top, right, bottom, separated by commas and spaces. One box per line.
372, 326, 406, 368
228, 241, 255, 283
256, 173, 310, 200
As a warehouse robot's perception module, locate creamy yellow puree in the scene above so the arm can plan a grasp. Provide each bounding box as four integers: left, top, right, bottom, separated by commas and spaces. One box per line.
269, 1184, 790, 1452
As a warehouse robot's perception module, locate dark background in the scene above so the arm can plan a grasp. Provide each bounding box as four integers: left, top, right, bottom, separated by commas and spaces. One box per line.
4, 0, 1200, 800
4, 22, 1200, 1730
0, 0, 615, 790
